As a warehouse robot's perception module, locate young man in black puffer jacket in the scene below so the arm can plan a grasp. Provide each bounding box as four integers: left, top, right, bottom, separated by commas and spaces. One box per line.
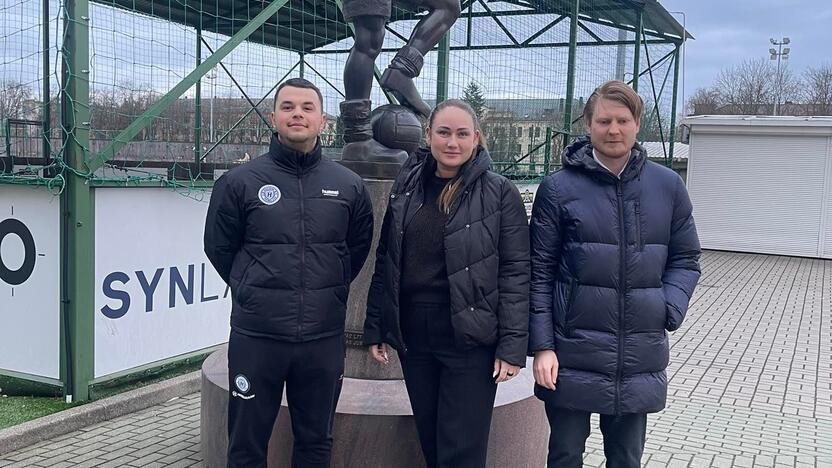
204, 78, 373, 468
529, 81, 701, 468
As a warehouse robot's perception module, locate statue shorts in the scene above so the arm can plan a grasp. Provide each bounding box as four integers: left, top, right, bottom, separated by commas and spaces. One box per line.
342, 0, 427, 20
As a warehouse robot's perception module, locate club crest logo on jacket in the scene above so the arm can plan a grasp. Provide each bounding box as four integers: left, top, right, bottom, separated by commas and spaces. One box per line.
258, 184, 281, 205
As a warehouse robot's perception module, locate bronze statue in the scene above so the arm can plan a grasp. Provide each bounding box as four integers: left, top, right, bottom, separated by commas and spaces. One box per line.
340, 0, 461, 162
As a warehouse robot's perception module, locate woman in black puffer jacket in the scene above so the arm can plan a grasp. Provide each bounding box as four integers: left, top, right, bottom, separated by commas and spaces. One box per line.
363, 99, 529, 468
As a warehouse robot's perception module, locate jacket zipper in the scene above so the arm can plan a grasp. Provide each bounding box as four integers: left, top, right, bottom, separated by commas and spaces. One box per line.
616, 182, 625, 415
297, 169, 306, 340
392, 190, 420, 354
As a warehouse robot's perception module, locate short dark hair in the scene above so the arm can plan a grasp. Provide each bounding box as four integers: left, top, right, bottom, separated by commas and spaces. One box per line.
274, 78, 323, 110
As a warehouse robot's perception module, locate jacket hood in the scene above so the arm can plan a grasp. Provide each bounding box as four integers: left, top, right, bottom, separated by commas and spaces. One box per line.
561, 136, 646, 183
268, 133, 322, 173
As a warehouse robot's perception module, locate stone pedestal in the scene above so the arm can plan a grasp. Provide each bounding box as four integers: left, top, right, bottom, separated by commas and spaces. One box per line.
200, 170, 548, 467
342, 177, 405, 380
201, 348, 547, 468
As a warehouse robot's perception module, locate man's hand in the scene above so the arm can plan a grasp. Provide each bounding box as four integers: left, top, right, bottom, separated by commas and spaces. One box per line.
533, 350, 559, 390
369, 343, 389, 364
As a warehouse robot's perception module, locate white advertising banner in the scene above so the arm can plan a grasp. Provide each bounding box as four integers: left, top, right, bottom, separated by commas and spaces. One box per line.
94, 188, 230, 378
0, 185, 60, 379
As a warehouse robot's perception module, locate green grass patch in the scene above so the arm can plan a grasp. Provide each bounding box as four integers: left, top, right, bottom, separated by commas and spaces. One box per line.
0, 353, 208, 430
90, 354, 206, 400
0, 396, 84, 430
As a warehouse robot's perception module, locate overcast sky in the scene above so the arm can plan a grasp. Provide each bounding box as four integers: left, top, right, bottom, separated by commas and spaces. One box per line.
658, 0, 832, 104
3, 0, 831, 116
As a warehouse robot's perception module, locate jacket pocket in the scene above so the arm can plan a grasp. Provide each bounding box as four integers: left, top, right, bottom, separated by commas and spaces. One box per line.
634, 201, 644, 251
453, 306, 499, 347
563, 280, 579, 335
553, 279, 576, 332
341, 255, 351, 285
234, 257, 257, 304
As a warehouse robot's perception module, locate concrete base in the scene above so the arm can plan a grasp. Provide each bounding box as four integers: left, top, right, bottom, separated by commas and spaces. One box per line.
201, 347, 548, 468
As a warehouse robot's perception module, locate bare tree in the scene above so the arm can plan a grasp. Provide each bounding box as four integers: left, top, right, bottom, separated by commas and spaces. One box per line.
803, 63, 832, 116
713, 58, 804, 115
637, 103, 669, 142
686, 86, 722, 115
714, 58, 775, 114
773, 65, 803, 113
90, 82, 161, 141
0, 81, 34, 121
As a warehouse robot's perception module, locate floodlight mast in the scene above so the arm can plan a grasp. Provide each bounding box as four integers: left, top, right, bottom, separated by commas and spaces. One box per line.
769, 37, 791, 116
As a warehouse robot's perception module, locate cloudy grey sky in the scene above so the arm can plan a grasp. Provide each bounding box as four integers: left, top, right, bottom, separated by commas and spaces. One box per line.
658, 0, 832, 103
3, 0, 830, 116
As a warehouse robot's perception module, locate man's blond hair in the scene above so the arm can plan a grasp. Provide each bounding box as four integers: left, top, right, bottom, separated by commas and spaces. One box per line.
583, 80, 643, 123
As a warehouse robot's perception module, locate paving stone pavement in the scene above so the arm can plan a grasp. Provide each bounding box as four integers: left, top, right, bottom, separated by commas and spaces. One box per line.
1, 251, 831, 467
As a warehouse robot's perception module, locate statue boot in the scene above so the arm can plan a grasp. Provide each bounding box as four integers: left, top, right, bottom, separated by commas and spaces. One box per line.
380, 46, 431, 119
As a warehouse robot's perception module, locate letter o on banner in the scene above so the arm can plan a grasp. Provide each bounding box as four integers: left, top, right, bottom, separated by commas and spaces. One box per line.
0, 218, 37, 286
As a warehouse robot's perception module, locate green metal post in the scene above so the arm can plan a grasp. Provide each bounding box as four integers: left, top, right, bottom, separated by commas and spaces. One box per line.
667, 44, 681, 167
4, 119, 11, 165
42, 0, 51, 162
543, 126, 552, 174
466, 1, 473, 47
632, 10, 643, 92
562, 0, 579, 146
61, 0, 94, 402
299, 53, 305, 78
436, 33, 451, 103
93, 0, 290, 170
194, 27, 202, 164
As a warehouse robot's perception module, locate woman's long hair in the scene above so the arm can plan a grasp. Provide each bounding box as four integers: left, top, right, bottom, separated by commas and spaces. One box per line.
426, 99, 487, 214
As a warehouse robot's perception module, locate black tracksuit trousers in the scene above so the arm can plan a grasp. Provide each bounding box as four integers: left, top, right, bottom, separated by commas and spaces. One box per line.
226, 330, 345, 468
399, 301, 498, 468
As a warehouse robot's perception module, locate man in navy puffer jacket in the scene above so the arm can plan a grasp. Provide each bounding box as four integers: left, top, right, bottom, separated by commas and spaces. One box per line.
529, 80, 701, 468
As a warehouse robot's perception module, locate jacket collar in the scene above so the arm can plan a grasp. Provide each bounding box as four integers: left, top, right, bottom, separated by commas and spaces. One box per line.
268, 133, 322, 174
561, 136, 646, 183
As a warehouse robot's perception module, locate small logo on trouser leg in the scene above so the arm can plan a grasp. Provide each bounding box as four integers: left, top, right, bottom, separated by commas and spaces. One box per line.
232, 374, 255, 400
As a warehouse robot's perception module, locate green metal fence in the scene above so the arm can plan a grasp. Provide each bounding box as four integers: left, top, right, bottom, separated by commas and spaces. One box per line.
0, 0, 687, 400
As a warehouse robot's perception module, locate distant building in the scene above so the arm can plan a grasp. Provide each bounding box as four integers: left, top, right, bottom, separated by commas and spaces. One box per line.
692, 102, 819, 117
480, 98, 586, 172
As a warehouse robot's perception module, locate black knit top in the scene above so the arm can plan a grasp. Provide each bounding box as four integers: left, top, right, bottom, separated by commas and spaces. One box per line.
400, 171, 453, 304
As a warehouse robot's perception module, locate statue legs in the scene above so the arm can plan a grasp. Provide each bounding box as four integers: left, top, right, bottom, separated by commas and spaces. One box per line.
341, 14, 407, 162
338, 0, 460, 162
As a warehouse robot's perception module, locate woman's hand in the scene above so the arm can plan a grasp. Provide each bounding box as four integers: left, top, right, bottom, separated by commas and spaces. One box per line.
369, 343, 390, 364
493, 358, 520, 383
533, 350, 559, 390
